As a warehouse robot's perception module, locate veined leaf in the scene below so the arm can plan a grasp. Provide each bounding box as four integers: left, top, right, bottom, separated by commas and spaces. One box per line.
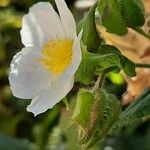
75, 43, 120, 85
121, 87, 150, 119
98, 45, 136, 77
75, 44, 136, 85
109, 87, 150, 134
97, 0, 127, 35
119, 0, 145, 27
77, 2, 101, 52
75, 43, 100, 85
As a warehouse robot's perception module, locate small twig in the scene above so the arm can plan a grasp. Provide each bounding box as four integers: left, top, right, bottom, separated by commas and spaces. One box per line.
136, 63, 150, 68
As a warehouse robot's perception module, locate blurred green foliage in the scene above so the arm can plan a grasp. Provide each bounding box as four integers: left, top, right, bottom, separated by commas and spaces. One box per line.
0, 0, 150, 150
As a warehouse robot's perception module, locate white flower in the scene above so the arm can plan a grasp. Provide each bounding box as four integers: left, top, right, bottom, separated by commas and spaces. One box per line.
9, 0, 82, 116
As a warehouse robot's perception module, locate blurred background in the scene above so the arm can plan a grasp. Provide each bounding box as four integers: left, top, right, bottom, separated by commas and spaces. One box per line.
0, 0, 150, 150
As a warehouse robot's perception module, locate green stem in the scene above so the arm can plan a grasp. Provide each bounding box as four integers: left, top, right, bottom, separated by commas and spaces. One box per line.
136, 63, 150, 68
92, 73, 105, 93
99, 72, 106, 88
132, 27, 150, 40
92, 69, 110, 92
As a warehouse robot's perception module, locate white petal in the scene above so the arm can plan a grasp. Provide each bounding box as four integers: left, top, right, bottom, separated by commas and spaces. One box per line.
63, 31, 82, 77
21, 2, 65, 48
29, 2, 65, 40
26, 31, 82, 116
55, 0, 76, 39
21, 14, 45, 48
27, 76, 74, 116
9, 47, 54, 99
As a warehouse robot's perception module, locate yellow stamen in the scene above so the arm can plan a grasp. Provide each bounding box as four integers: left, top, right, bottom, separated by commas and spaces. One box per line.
39, 39, 73, 75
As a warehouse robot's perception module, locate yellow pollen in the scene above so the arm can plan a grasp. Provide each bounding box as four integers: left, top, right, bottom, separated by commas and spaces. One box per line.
39, 39, 73, 75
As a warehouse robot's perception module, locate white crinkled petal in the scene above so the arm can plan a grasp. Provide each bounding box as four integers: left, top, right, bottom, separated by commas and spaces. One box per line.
21, 14, 45, 48
63, 31, 82, 78
27, 76, 74, 116
29, 2, 65, 40
21, 2, 65, 48
55, 0, 76, 39
9, 47, 54, 99
10, 1, 81, 116
27, 31, 82, 116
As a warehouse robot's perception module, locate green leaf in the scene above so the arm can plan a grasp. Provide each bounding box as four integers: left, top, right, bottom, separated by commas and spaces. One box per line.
98, 45, 136, 77
75, 43, 120, 85
97, 0, 127, 35
75, 44, 136, 85
78, 2, 101, 52
75, 43, 99, 85
72, 89, 95, 129
121, 87, 150, 119
119, 0, 145, 27
110, 87, 150, 134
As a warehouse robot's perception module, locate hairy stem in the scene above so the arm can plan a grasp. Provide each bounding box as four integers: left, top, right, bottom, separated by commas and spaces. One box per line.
92, 67, 118, 92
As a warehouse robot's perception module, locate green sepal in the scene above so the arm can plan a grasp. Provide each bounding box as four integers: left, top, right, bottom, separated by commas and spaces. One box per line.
77, 89, 122, 149
72, 89, 95, 129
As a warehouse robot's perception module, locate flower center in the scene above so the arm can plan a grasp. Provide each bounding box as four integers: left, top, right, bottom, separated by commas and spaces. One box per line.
39, 39, 73, 75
